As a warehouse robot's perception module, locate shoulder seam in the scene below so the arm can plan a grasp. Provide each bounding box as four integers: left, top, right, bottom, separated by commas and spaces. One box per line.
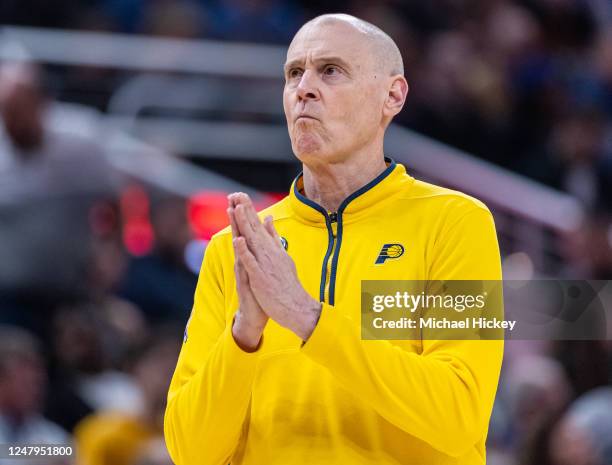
443, 205, 494, 236
399, 186, 489, 212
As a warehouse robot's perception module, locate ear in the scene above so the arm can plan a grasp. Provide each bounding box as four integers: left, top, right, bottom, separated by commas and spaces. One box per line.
383, 75, 409, 119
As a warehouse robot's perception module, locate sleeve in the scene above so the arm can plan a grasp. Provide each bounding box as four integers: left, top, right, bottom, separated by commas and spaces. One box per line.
300, 206, 504, 457
164, 236, 261, 465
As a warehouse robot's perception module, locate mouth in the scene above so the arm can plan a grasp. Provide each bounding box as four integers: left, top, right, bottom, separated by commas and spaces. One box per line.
296, 115, 319, 122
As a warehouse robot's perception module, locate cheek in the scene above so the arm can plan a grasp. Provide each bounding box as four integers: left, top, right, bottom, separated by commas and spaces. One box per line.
282, 90, 291, 119
334, 89, 380, 132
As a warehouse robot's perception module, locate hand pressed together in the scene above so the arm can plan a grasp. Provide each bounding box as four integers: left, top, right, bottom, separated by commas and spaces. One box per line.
228, 195, 268, 352
227, 192, 322, 347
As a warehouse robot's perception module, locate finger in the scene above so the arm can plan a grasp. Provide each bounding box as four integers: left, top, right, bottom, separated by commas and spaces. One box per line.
234, 237, 265, 294
234, 205, 263, 258
231, 219, 243, 271
235, 199, 279, 256
233, 192, 249, 205
228, 192, 244, 209
263, 215, 282, 245
237, 205, 275, 255
227, 207, 242, 238
234, 204, 256, 238
232, 234, 247, 264
234, 236, 262, 277
237, 194, 262, 233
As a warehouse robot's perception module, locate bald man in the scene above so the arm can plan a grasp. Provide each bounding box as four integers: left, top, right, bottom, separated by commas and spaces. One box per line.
165, 14, 503, 465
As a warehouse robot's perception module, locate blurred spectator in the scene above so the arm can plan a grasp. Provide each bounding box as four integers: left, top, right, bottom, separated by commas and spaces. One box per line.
119, 195, 197, 323
549, 387, 612, 465
86, 231, 129, 301
499, 355, 573, 454
74, 331, 180, 465
521, 109, 612, 212
0, 61, 122, 326
552, 340, 611, 396
560, 215, 612, 278
521, 407, 566, 465
0, 325, 70, 446
45, 303, 147, 433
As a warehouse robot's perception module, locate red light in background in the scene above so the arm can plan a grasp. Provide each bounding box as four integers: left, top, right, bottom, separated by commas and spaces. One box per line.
188, 191, 230, 240
120, 184, 154, 256
123, 220, 154, 256
187, 191, 287, 240
254, 192, 286, 211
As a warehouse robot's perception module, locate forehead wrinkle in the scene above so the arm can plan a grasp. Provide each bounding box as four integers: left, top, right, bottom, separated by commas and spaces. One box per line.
284, 54, 353, 72
290, 14, 404, 77
286, 32, 366, 77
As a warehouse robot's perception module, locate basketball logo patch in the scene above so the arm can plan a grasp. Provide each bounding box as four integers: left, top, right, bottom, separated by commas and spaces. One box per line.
375, 243, 405, 265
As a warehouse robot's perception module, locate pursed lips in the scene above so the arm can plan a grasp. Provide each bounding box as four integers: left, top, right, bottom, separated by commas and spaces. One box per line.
295, 114, 319, 122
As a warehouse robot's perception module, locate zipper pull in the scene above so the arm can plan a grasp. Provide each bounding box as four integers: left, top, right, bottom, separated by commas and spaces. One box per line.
329, 212, 338, 223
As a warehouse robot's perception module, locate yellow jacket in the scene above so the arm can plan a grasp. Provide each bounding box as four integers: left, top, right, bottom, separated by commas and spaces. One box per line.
165, 159, 503, 465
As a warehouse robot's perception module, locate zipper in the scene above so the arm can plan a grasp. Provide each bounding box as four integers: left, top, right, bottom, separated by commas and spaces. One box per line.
323, 212, 338, 302
299, 158, 396, 306
328, 212, 342, 305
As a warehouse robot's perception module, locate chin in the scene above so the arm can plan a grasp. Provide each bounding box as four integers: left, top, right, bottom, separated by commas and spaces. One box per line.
293, 133, 323, 159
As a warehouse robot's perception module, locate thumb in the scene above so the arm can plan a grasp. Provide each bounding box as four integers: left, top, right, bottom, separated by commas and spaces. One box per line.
236, 258, 250, 285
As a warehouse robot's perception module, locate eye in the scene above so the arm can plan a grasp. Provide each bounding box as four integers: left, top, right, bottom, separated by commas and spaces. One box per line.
323, 65, 341, 76
288, 68, 303, 79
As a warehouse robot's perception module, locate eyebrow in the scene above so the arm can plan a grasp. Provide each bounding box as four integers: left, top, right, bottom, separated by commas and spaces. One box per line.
283, 56, 352, 73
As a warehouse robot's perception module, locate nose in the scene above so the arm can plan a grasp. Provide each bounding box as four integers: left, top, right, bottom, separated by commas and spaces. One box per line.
296, 69, 320, 102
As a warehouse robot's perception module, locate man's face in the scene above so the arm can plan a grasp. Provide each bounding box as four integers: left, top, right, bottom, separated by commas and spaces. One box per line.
283, 21, 387, 165
0, 81, 44, 152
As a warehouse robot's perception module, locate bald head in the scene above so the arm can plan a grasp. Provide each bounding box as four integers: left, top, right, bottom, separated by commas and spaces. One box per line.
283, 13, 409, 166
295, 13, 404, 77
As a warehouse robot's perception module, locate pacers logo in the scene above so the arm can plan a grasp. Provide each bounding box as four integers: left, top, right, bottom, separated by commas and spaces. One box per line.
375, 243, 405, 265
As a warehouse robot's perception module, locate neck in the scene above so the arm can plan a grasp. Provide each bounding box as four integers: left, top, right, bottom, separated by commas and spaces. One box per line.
302, 147, 387, 212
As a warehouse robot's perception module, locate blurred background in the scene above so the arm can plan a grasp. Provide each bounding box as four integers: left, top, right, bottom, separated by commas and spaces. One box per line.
0, 0, 611, 464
